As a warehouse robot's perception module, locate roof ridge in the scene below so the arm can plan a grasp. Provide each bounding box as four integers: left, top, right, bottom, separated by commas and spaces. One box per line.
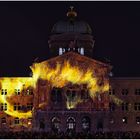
35, 51, 110, 68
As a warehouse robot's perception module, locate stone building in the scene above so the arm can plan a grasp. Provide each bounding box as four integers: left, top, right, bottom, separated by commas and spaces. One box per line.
0, 7, 139, 132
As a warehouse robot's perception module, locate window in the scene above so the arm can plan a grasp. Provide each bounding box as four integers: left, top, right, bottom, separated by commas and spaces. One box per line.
51, 117, 61, 132
134, 103, 140, 111
135, 89, 140, 95
66, 90, 76, 102
81, 90, 89, 100
122, 117, 127, 124
28, 117, 32, 125
1, 89, 7, 95
136, 117, 140, 124
1, 103, 7, 111
51, 89, 56, 102
109, 102, 115, 111
109, 89, 115, 95
110, 118, 115, 124
51, 88, 62, 103
39, 119, 45, 130
1, 117, 6, 124
97, 94, 102, 102
13, 103, 21, 111
122, 89, 128, 95
26, 89, 33, 95
59, 48, 63, 55
71, 91, 76, 100
15, 89, 20, 95
27, 103, 33, 110
62, 48, 65, 54
82, 116, 90, 131
80, 48, 84, 55
14, 117, 19, 124
122, 103, 129, 111
67, 117, 76, 130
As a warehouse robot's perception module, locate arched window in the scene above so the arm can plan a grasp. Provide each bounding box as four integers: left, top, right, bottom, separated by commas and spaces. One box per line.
82, 116, 91, 132
67, 117, 76, 130
39, 118, 45, 130
97, 119, 103, 130
51, 117, 61, 133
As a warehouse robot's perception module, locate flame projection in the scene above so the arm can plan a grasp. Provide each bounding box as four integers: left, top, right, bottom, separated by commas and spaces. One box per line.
0, 78, 34, 119
31, 60, 110, 109
0, 58, 111, 123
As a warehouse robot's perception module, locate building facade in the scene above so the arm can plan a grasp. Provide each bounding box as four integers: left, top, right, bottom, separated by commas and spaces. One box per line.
0, 7, 140, 132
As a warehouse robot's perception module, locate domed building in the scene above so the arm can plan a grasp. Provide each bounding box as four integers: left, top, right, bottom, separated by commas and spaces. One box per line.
0, 7, 139, 134
48, 6, 94, 58
32, 7, 111, 133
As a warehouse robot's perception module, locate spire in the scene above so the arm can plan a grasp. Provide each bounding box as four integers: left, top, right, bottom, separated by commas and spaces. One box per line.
67, 6, 77, 21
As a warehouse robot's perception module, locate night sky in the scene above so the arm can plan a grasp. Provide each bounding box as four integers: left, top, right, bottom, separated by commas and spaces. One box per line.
0, 1, 140, 77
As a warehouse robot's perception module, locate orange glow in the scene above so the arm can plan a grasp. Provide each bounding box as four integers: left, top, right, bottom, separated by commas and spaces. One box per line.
0, 59, 110, 124
0, 78, 33, 119
31, 60, 110, 109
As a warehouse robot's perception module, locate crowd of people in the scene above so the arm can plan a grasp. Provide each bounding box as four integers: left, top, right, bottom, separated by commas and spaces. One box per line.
0, 131, 140, 138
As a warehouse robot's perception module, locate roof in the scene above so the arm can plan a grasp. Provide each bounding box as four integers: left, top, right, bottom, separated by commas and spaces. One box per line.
51, 20, 92, 34
33, 51, 111, 71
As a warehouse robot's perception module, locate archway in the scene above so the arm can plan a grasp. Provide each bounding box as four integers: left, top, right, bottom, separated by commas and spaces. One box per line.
97, 119, 104, 131
81, 116, 91, 132
39, 118, 45, 130
67, 117, 76, 132
51, 117, 61, 133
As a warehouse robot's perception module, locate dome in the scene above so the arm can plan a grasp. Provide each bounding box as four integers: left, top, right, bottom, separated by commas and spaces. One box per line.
51, 6, 92, 34
51, 20, 92, 34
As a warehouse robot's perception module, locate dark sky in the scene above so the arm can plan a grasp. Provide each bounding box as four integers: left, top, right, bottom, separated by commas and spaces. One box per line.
0, 1, 140, 77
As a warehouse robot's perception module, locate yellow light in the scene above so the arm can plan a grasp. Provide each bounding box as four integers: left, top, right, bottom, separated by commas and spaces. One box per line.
31, 60, 110, 109
28, 121, 31, 125
0, 59, 110, 124
0, 78, 33, 119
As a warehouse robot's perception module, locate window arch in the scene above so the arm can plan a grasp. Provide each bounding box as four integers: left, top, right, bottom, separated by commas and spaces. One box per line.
67, 117, 76, 130
81, 116, 91, 132
51, 117, 61, 133
39, 118, 45, 130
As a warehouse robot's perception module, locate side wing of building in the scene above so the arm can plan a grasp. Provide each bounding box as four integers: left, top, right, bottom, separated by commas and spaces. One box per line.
0, 77, 34, 131
109, 77, 140, 131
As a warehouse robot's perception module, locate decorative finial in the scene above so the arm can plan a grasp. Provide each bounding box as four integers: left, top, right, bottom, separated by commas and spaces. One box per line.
67, 6, 77, 21
70, 6, 74, 11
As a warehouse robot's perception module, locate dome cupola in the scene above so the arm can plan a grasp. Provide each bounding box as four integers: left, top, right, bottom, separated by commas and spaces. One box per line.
51, 6, 92, 34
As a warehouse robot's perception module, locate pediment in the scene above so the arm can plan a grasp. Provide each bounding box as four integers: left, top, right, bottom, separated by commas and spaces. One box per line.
35, 51, 111, 72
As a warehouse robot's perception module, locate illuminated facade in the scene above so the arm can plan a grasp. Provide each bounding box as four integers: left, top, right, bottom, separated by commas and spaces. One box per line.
0, 7, 140, 132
